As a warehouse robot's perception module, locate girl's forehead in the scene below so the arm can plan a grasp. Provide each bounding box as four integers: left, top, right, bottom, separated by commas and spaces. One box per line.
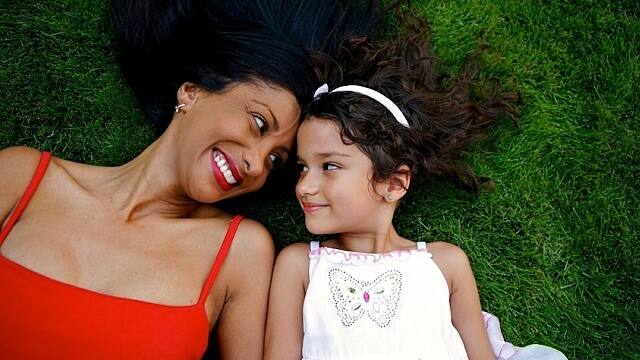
298, 118, 342, 147
297, 118, 364, 160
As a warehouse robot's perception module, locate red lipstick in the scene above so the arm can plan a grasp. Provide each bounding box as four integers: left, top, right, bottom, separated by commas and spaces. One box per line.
211, 148, 244, 191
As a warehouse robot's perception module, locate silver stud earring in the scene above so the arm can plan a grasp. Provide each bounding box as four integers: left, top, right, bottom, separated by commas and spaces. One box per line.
386, 193, 393, 201
175, 103, 186, 113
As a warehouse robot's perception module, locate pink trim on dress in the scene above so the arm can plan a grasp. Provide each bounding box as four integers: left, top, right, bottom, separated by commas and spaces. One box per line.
309, 243, 431, 266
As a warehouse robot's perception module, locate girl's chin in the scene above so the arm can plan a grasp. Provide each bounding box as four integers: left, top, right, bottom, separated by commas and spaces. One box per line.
305, 221, 336, 235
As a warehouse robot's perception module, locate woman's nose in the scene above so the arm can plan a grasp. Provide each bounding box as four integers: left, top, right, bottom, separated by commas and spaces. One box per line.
242, 148, 266, 178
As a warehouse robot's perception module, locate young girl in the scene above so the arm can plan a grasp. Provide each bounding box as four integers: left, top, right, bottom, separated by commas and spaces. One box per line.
265, 19, 566, 360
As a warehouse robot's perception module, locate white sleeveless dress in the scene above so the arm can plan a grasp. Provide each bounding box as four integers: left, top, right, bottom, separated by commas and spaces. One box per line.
302, 241, 468, 360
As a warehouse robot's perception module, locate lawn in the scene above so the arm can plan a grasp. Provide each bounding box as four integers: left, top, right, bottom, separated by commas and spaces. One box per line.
1, 1, 638, 358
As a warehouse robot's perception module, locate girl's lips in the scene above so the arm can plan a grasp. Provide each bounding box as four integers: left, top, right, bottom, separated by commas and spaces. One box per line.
301, 202, 329, 213
211, 148, 243, 191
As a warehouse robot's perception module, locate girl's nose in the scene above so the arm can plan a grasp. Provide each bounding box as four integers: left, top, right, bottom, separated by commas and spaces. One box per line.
296, 171, 318, 197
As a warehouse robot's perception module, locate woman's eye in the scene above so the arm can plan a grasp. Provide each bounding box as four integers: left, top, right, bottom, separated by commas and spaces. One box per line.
254, 115, 267, 134
298, 164, 309, 173
269, 153, 283, 169
323, 163, 339, 171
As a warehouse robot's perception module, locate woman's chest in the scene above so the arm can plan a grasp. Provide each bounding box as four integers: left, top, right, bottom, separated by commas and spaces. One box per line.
1, 204, 227, 307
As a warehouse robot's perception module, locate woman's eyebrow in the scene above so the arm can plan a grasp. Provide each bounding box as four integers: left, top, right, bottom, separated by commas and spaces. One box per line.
253, 100, 279, 131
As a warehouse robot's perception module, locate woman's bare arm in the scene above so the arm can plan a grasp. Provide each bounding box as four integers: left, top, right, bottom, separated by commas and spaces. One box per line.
264, 243, 309, 360
429, 242, 494, 360
214, 220, 275, 360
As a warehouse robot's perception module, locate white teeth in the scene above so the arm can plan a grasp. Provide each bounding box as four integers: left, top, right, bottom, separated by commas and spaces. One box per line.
223, 170, 237, 184
213, 149, 238, 185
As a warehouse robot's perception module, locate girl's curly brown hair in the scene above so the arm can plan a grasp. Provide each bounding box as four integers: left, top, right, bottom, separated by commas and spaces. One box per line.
304, 16, 519, 193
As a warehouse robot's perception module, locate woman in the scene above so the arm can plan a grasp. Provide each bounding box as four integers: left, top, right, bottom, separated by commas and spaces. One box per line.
0, 0, 377, 358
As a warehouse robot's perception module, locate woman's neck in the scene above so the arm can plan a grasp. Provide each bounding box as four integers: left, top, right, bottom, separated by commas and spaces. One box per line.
92, 130, 201, 222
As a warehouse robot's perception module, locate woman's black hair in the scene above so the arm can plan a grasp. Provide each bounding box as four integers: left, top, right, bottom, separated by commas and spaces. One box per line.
110, 0, 379, 133
304, 15, 520, 193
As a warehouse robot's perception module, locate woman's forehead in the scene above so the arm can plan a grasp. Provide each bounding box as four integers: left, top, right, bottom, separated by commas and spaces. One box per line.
233, 81, 301, 126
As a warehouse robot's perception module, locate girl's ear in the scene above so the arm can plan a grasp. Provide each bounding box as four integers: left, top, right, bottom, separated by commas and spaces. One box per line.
377, 165, 411, 203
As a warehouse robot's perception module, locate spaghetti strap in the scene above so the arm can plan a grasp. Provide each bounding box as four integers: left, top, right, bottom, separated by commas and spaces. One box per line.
0, 151, 51, 245
197, 215, 244, 305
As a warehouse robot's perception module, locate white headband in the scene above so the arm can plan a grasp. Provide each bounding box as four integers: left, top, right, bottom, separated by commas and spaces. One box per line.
313, 83, 410, 128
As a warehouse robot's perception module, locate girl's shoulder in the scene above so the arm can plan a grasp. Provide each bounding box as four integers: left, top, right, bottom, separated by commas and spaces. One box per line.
427, 241, 468, 261
426, 242, 471, 290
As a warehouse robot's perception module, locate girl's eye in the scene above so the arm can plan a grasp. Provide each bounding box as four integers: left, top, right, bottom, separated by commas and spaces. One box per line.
298, 164, 309, 173
323, 163, 339, 171
254, 114, 267, 134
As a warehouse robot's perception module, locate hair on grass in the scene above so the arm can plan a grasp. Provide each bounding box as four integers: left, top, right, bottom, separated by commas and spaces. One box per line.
110, 0, 380, 134
304, 14, 520, 194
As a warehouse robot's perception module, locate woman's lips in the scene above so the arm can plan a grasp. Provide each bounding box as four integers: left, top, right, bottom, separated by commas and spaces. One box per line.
211, 148, 243, 191
301, 202, 329, 213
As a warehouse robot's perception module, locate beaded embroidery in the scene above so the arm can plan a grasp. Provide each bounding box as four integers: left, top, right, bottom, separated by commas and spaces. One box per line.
328, 269, 403, 327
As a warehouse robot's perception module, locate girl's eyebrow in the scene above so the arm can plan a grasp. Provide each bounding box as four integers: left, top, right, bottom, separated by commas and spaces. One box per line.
296, 151, 350, 162
317, 151, 350, 158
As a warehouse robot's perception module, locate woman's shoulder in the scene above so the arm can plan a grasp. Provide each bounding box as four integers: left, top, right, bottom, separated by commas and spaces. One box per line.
278, 242, 312, 261
0, 146, 47, 202
272, 242, 311, 287
274, 243, 311, 275
215, 215, 275, 263
0, 146, 43, 179
0, 147, 105, 189
234, 217, 275, 251
188, 205, 274, 258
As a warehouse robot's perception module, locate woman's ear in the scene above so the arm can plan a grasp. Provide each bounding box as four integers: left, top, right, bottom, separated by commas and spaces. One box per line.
378, 165, 411, 203
175, 82, 199, 112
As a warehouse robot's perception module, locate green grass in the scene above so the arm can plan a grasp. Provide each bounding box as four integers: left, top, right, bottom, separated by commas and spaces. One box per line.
1, 1, 638, 358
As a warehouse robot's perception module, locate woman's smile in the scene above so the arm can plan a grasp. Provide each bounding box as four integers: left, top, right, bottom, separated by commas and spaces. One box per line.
211, 147, 243, 191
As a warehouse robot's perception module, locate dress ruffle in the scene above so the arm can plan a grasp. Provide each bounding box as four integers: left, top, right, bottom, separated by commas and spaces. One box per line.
309, 246, 432, 266
484, 312, 567, 360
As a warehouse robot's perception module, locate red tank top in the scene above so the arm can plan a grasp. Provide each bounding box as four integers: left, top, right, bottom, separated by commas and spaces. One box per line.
0, 152, 244, 359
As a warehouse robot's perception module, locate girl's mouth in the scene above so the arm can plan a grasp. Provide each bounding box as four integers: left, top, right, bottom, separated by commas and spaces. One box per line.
301, 202, 329, 213
211, 148, 243, 191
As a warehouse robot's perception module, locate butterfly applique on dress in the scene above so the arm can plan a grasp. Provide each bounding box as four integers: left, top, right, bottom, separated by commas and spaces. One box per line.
328, 269, 402, 328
